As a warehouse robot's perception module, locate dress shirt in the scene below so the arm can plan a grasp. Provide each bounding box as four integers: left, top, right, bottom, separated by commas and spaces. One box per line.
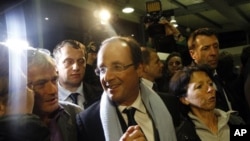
118, 93, 154, 141
58, 82, 85, 109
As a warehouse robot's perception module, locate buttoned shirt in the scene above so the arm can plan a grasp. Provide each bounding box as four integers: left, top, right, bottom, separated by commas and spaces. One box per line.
118, 92, 154, 141
58, 82, 85, 109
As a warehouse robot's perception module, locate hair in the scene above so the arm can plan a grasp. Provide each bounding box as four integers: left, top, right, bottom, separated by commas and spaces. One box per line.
240, 46, 250, 67
100, 36, 143, 69
165, 52, 182, 65
217, 51, 235, 80
141, 47, 157, 65
27, 49, 55, 70
53, 39, 86, 62
169, 64, 213, 98
188, 28, 218, 50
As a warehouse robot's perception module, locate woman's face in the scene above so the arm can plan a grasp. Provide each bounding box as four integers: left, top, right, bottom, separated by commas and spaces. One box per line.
180, 71, 216, 111
167, 56, 183, 75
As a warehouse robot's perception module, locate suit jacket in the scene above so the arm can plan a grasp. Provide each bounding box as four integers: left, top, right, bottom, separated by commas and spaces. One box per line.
76, 101, 104, 141
57, 102, 82, 141
82, 82, 103, 109
0, 114, 49, 141
76, 93, 179, 141
157, 92, 181, 127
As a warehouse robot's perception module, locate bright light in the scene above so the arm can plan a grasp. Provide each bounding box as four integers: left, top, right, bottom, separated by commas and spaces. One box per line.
5, 39, 29, 47
122, 7, 134, 13
170, 16, 178, 27
44, 17, 49, 20
99, 9, 111, 24
5, 39, 31, 52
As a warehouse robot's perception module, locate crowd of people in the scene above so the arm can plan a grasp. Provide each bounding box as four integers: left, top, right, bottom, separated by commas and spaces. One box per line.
1, 23, 250, 141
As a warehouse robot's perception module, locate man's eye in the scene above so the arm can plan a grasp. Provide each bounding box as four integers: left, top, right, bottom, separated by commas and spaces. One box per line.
78, 58, 85, 64
64, 59, 74, 65
113, 65, 123, 71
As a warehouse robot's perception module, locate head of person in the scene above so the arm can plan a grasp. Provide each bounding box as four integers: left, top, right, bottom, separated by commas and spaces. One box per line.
95, 36, 143, 106
165, 52, 183, 76
53, 40, 86, 89
0, 43, 34, 116
27, 49, 58, 117
86, 41, 98, 65
240, 46, 250, 68
140, 47, 163, 82
217, 51, 235, 80
188, 28, 219, 70
169, 65, 216, 114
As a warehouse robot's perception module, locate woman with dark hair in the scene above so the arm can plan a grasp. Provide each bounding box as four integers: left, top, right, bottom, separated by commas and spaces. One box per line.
169, 65, 245, 141
156, 52, 183, 92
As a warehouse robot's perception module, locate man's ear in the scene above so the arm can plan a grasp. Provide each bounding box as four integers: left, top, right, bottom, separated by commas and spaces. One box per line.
189, 49, 196, 60
179, 97, 189, 105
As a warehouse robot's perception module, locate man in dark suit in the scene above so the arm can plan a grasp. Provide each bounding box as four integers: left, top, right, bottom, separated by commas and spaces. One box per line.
187, 28, 248, 121
140, 47, 180, 127
53, 40, 102, 109
76, 36, 176, 141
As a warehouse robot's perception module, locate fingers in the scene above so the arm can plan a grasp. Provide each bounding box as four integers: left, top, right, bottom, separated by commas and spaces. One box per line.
119, 125, 146, 141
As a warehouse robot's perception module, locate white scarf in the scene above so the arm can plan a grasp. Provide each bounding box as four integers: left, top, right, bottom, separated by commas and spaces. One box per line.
100, 82, 177, 141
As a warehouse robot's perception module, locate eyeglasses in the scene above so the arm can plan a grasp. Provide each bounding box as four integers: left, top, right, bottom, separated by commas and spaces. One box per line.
95, 63, 134, 76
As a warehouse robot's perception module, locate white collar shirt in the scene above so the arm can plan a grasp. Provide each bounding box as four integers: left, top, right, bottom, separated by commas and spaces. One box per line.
58, 81, 85, 109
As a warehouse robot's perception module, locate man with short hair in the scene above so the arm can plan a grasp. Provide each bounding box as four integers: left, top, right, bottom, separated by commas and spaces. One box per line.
27, 48, 82, 141
187, 28, 247, 120
53, 40, 102, 109
76, 36, 176, 141
140, 47, 163, 91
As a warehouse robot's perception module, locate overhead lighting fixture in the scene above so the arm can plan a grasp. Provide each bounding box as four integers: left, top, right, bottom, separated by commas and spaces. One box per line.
122, 6, 134, 13
170, 16, 178, 27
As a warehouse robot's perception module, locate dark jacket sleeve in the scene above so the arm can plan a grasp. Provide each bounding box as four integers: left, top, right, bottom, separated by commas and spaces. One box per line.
76, 101, 105, 141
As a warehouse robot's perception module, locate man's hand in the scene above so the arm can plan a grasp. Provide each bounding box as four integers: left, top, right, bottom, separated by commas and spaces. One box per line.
119, 125, 146, 141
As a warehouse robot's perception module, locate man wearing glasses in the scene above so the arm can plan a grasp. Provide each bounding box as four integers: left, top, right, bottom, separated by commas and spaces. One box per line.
76, 36, 176, 141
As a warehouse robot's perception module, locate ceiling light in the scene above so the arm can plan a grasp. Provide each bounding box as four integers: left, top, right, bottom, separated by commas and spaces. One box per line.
122, 6, 134, 13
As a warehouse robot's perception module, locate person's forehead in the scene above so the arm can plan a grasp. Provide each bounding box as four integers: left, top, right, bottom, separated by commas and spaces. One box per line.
28, 66, 56, 81
195, 35, 218, 45
99, 41, 131, 58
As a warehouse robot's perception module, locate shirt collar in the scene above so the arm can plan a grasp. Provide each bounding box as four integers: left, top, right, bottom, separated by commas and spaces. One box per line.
118, 91, 147, 114
141, 78, 154, 89
58, 82, 84, 101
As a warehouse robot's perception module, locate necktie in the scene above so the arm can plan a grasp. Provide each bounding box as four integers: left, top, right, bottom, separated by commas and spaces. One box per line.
69, 93, 79, 104
123, 107, 137, 127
